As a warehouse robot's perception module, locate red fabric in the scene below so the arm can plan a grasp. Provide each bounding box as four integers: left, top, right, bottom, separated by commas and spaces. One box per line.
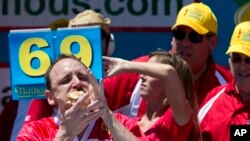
0, 100, 18, 141
114, 109, 195, 141
200, 81, 250, 141
195, 57, 232, 107
18, 117, 112, 140
104, 55, 148, 113
104, 72, 140, 111
24, 99, 53, 124
88, 118, 112, 140
17, 117, 58, 141
17, 109, 195, 141
215, 64, 232, 82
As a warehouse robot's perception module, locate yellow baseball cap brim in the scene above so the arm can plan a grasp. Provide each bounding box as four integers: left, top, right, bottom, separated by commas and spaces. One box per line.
172, 20, 209, 35
226, 44, 250, 57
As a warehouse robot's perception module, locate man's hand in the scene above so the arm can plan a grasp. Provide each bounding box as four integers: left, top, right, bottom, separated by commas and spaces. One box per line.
55, 92, 103, 140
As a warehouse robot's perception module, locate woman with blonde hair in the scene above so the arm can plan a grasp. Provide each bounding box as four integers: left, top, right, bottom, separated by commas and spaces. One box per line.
99, 49, 201, 141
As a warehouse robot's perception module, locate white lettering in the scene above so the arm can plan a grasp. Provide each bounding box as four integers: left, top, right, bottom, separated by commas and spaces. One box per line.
0, 0, 194, 27
234, 129, 247, 136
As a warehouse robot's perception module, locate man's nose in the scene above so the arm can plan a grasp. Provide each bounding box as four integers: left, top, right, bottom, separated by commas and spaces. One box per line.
72, 75, 82, 88
181, 36, 193, 48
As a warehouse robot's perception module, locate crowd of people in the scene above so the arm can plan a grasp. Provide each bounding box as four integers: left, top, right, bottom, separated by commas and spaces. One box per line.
0, 1, 250, 141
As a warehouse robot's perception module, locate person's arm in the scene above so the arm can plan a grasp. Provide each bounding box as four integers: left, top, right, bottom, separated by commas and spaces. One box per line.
103, 56, 191, 125
86, 69, 139, 141
101, 109, 139, 141
103, 55, 148, 116
100, 81, 139, 141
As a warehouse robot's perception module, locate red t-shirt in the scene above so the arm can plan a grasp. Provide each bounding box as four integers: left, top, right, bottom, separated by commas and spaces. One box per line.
195, 57, 232, 107
114, 109, 195, 141
17, 117, 57, 141
18, 117, 112, 141
200, 81, 250, 141
18, 109, 195, 141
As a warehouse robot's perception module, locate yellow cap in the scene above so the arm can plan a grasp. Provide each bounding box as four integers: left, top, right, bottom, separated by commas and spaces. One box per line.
172, 2, 217, 35
226, 21, 250, 57
68, 10, 111, 33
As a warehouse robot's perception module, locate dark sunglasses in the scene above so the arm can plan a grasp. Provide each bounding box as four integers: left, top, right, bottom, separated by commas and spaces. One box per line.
172, 29, 212, 44
229, 54, 250, 65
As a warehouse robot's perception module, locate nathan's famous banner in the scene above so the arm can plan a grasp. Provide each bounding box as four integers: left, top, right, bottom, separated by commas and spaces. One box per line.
0, 0, 195, 29
8, 26, 102, 100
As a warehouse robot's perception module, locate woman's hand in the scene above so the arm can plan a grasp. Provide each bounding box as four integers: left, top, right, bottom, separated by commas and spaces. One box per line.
102, 56, 128, 77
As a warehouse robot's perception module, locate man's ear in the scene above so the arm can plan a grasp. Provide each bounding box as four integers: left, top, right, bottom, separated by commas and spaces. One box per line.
45, 90, 56, 106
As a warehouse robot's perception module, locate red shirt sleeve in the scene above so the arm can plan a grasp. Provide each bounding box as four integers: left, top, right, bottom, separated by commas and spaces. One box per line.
24, 99, 53, 123
17, 117, 58, 141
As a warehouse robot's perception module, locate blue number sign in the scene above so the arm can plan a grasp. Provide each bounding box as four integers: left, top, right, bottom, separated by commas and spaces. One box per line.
8, 26, 102, 100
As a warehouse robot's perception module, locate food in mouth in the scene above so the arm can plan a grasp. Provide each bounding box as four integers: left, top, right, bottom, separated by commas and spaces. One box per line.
65, 90, 89, 109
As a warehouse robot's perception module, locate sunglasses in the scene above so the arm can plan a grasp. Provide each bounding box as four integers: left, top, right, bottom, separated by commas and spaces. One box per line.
172, 29, 212, 44
229, 54, 250, 65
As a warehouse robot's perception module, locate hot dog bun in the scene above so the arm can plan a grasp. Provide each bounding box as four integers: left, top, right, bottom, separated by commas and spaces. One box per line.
65, 90, 89, 109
